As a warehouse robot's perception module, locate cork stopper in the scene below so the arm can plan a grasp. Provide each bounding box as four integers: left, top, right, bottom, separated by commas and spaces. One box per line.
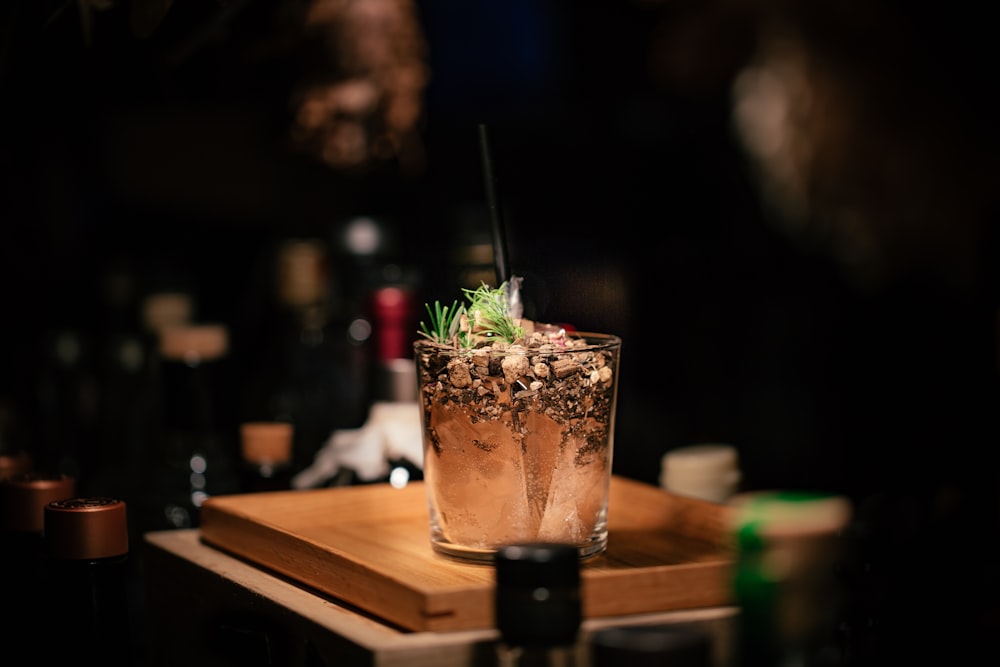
240, 422, 293, 465
729, 490, 852, 538
141, 291, 194, 334
276, 239, 328, 308
159, 324, 229, 362
1, 472, 76, 533
44, 497, 129, 560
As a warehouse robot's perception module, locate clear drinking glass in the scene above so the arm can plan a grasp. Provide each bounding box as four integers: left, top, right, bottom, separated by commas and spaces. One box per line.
414, 332, 621, 563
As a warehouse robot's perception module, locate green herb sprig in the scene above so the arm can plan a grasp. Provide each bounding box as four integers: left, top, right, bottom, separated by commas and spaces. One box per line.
463, 281, 523, 344
418, 281, 524, 347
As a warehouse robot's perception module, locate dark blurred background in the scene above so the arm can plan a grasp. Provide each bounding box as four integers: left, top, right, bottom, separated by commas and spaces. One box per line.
2, 0, 1000, 662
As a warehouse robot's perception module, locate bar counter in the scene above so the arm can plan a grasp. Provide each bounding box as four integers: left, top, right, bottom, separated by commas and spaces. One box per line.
143, 527, 737, 666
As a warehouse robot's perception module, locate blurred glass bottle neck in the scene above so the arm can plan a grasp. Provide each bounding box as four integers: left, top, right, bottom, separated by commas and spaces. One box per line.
495, 544, 582, 667
275, 238, 338, 332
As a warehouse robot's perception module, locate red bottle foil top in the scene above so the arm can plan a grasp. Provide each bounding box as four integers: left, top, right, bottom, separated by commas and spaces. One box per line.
372, 286, 414, 361
44, 497, 129, 560
0, 472, 76, 533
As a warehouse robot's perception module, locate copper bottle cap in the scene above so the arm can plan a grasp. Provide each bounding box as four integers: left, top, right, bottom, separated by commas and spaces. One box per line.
0, 472, 76, 533
44, 497, 129, 560
241, 422, 294, 465
159, 323, 229, 362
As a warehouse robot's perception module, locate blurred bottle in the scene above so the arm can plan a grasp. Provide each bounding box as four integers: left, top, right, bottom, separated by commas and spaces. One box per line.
331, 214, 423, 389
289, 280, 424, 490
367, 285, 422, 486
89, 285, 198, 537
729, 491, 852, 667
145, 323, 239, 530
494, 543, 583, 667
239, 421, 294, 493
333, 215, 410, 316
0, 472, 77, 655
1, 471, 77, 559
89, 264, 171, 498
369, 285, 418, 403
241, 238, 369, 476
0, 397, 33, 479
33, 325, 99, 483
450, 226, 497, 292
590, 624, 712, 667
43, 496, 136, 667
136, 292, 196, 431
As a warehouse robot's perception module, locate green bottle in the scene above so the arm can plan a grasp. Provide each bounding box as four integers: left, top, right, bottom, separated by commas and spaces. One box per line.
730, 491, 852, 667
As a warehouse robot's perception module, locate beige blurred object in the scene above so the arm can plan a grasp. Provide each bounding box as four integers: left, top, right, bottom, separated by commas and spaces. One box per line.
660, 443, 741, 503
241, 422, 294, 467
276, 239, 329, 309
290, 0, 429, 171
142, 292, 194, 335
729, 491, 851, 539
159, 324, 229, 362
452, 241, 496, 292
291, 401, 422, 489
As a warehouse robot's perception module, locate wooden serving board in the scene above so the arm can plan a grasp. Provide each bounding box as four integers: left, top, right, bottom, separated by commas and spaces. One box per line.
199, 475, 735, 633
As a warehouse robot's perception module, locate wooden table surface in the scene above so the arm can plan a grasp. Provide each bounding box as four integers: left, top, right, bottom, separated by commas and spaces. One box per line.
143, 528, 738, 667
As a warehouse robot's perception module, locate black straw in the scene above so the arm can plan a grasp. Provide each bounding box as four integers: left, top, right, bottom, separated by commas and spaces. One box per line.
478, 123, 510, 286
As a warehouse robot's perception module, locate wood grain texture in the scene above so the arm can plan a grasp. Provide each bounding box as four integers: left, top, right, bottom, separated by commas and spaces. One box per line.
199, 475, 735, 632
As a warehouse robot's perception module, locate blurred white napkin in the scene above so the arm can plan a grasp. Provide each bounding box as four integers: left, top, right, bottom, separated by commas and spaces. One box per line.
291, 401, 423, 489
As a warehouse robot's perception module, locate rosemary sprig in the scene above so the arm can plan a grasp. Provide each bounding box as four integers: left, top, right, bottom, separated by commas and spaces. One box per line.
418, 281, 524, 347
462, 281, 524, 344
